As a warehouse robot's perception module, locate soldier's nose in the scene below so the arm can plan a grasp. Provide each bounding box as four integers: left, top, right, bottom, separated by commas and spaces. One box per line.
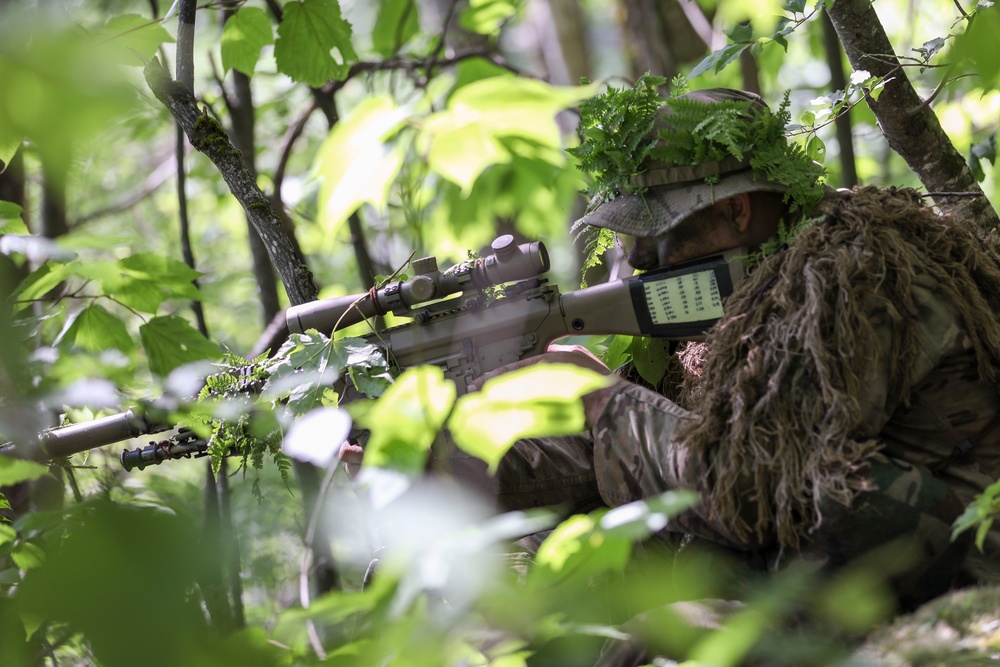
628, 241, 659, 270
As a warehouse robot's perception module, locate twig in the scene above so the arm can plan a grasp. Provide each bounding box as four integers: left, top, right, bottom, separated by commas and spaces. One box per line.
273, 101, 319, 196
71, 154, 175, 229
298, 460, 342, 661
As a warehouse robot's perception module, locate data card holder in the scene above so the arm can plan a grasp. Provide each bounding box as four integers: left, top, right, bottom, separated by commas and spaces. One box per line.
628, 249, 745, 340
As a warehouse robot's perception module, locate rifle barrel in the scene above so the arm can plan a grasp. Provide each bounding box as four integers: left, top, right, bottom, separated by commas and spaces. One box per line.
0, 409, 158, 461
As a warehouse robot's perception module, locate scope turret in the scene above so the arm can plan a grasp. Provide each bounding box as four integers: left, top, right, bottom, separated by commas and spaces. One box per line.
286, 236, 549, 335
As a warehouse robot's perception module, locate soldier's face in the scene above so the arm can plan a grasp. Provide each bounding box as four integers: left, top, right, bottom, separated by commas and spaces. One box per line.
624, 202, 744, 271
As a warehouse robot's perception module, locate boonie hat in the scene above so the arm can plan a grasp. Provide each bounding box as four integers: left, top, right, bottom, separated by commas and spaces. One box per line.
577, 88, 788, 237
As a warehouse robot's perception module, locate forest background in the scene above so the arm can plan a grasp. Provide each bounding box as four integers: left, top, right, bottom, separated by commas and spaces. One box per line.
0, 0, 998, 665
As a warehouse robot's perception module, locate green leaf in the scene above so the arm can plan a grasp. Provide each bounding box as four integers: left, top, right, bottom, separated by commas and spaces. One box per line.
600, 334, 633, 371
715, 0, 782, 26
714, 43, 750, 74
449, 364, 614, 472
952, 5, 1000, 87
222, 7, 274, 75
0, 29, 140, 169
815, 568, 894, 634
266, 333, 388, 412
629, 338, 672, 387
139, 315, 221, 377
528, 511, 633, 590
969, 131, 997, 182
451, 56, 512, 93
349, 365, 393, 398
687, 42, 750, 79
286, 384, 339, 415
598, 491, 699, 540
267, 333, 385, 390
372, 0, 419, 57
0, 200, 28, 235
117, 252, 202, 283
61, 304, 135, 353
0, 130, 21, 174
426, 122, 509, 194
460, 0, 519, 34
953, 478, 1000, 551
358, 366, 456, 474
913, 36, 947, 61
0, 456, 49, 486
315, 96, 409, 236
103, 14, 175, 65
11, 542, 45, 570
0, 524, 16, 547
805, 134, 826, 162
275, 0, 359, 86
424, 76, 598, 193
108, 278, 178, 314
726, 23, 754, 42
97, 254, 203, 313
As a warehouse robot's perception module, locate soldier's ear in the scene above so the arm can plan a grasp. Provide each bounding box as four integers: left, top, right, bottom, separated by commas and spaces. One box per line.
728, 193, 752, 232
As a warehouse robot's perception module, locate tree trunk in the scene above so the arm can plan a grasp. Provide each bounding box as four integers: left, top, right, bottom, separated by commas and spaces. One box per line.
825, 0, 999, 230
617, 0, 709, 81
821, 9, 858, 188
541, 0, 593, 85
39, 157, 67, 240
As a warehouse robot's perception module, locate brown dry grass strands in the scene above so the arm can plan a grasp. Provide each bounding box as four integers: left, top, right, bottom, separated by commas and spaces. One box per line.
675, 186, 1000, 549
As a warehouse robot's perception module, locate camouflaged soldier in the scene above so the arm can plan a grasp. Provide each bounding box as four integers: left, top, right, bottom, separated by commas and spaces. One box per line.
492, 87, 1000, 609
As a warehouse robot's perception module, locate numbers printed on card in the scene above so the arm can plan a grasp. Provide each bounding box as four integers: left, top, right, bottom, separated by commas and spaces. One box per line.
643, 270, 723, 324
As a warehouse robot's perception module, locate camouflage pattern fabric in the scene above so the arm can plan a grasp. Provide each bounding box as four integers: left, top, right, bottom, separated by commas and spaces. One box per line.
494, 266, 1000, 607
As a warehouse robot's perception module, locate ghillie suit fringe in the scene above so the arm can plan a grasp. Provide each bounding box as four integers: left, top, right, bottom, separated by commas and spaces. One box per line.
675, 186, 1000, 549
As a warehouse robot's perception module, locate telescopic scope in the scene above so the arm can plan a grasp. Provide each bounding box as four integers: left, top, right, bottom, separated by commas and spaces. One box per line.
286, 235, 549, 335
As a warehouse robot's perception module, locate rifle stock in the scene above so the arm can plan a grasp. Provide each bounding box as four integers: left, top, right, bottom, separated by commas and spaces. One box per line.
1, 236, 743, 467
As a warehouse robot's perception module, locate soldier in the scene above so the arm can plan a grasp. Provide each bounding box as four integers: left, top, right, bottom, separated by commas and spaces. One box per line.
489, 87, 1000, 610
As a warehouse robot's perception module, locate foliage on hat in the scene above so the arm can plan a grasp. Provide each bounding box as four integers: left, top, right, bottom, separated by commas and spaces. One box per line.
571, 74, 827, 230
568, 73, 664, 285
569, 72, 668, 208
650, 89, 758, 166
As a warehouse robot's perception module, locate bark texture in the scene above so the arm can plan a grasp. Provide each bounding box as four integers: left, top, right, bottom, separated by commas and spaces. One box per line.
826, 0, 999, 230
545, 0, 593, 84
227, 67, 282, 325
143, 57, 319, 306
618, 0, 708, 81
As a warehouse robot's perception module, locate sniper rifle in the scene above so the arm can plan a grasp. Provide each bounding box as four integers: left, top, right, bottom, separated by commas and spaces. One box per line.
1, 235, 744, 470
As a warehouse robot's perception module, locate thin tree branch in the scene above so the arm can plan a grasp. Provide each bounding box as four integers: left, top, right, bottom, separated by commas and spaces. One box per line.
144, 57, 319, 305
71, 155, 175, 229
273, 101, 319, 196
174, 0, 209, 338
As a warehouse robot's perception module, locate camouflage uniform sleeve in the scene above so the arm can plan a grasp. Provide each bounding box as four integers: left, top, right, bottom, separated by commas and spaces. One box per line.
590, 384, 751, 549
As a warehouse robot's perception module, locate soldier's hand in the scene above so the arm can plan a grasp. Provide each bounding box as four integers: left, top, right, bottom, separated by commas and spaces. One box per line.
338, 440, 364, 478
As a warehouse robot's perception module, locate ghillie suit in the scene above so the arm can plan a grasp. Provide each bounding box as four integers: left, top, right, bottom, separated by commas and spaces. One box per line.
675, 185, 1000, 552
